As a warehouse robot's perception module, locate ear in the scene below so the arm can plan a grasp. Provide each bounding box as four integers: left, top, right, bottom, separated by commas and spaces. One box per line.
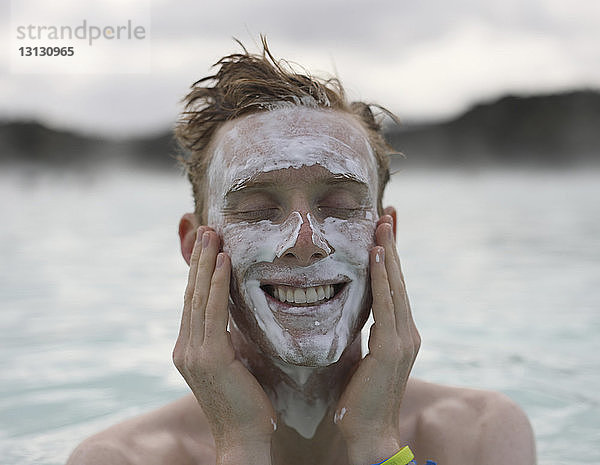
383, 206, 397, 239
179, 213, 199, 265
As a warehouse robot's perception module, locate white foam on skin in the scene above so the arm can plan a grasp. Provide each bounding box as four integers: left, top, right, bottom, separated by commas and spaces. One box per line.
269, 361, 330, 438
224, 213, 373, 366
205, 107, 379, 438
221, 211, 305, 266
206, 107, 378, 225
271, 361, 329, 439
221, 211, 374, 439
333, 406, 347, 424
307, 213, 331, 254
271, 381, 328, 438
275, 211, 303, 258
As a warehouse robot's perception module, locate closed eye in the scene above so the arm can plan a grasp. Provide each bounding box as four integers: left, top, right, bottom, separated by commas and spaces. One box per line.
224, 190, 281, 222
317, 205, 366, 219
231, 208, 281, 222
315, 185, 369, 218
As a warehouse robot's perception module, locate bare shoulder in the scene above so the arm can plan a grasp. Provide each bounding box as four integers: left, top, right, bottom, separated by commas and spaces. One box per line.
407, 379, 536, 465
65, 395, 214, 465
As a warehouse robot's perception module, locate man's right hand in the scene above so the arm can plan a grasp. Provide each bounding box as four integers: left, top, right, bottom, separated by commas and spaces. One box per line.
172, 227, 275, 465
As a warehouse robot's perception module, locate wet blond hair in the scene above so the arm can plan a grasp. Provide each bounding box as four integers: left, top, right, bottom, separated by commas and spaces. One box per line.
175, 37, 395, 221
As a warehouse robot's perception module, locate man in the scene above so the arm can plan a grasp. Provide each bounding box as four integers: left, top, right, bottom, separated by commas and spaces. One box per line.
66, 40, 536, 465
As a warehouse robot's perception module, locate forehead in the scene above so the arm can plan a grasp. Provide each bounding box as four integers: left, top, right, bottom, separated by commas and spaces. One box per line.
207, 107, 378, 195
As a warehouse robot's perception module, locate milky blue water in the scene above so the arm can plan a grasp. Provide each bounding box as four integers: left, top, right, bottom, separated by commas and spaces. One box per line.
1, 167, 598, 464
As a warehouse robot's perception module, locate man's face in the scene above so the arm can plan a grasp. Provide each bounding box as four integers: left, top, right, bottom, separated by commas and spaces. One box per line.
206, 107, 379, 366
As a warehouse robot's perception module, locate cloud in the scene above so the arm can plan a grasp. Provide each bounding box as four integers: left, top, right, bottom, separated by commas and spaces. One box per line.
1, 0, 598, 135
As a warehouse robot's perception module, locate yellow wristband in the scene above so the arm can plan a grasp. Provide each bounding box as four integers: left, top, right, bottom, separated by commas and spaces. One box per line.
375, 446, 414, 465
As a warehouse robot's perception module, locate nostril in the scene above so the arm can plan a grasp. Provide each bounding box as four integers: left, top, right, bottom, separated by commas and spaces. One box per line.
282, 250, 326, 264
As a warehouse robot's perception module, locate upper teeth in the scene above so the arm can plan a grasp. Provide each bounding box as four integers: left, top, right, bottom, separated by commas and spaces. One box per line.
271, 284, 335, 304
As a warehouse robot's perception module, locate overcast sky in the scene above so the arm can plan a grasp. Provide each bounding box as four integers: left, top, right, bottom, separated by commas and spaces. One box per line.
1, 0, 599, 137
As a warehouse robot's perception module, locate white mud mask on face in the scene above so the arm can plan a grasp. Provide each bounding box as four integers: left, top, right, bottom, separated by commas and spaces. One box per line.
206, 107, 379, 366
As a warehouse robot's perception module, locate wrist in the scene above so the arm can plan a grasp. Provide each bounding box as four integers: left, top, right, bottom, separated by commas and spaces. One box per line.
346, 436, 401, 465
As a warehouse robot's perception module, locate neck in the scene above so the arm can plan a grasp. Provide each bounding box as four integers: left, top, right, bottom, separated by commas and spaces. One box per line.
230, 321, 362, 462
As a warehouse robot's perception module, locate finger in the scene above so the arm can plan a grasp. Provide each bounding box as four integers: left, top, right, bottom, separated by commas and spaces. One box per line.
184, 227, 208, 304
203, 252, 232, 347
183, 226, 216, 305
375, 222, 418, 344
370, 245, 396, 334
383, 206, 397, 236
375, 223, 407, 329
190, 230, 219, 347
376, 213, 393, 229
178, 226, 207, 345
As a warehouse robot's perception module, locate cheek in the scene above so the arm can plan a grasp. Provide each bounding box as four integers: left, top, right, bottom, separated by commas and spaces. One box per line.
323, 217, 376, 268
221, 222, 276, 274
220, 213, 305, 274
221, 222, 292, 283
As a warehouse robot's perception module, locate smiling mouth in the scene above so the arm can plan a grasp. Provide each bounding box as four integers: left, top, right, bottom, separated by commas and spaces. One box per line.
261, 283, 347, 307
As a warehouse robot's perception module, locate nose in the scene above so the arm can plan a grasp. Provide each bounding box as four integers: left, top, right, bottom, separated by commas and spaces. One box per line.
277, 212, 332, 267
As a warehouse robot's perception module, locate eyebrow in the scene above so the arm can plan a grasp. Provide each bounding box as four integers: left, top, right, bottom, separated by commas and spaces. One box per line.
225, 172, 369, 197
326, 173, 368, 188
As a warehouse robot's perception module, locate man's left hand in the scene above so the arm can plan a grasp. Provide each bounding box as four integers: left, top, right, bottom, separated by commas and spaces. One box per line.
334, 212, 421, 465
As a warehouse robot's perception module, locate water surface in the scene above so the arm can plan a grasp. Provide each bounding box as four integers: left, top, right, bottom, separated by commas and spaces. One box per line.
1, 167, 598, 464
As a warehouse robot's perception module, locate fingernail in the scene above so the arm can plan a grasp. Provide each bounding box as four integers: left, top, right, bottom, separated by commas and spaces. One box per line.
202, 231, 210, 248
196, 228, 203, 243
216, 253, 224, 268
375, 247, 384, 263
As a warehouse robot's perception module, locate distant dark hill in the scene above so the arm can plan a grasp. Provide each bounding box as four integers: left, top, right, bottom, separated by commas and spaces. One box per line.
1, 90, 599, 170
0, 121, 102, 165
386, 90, 600, 168
0, 121, 179, 170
